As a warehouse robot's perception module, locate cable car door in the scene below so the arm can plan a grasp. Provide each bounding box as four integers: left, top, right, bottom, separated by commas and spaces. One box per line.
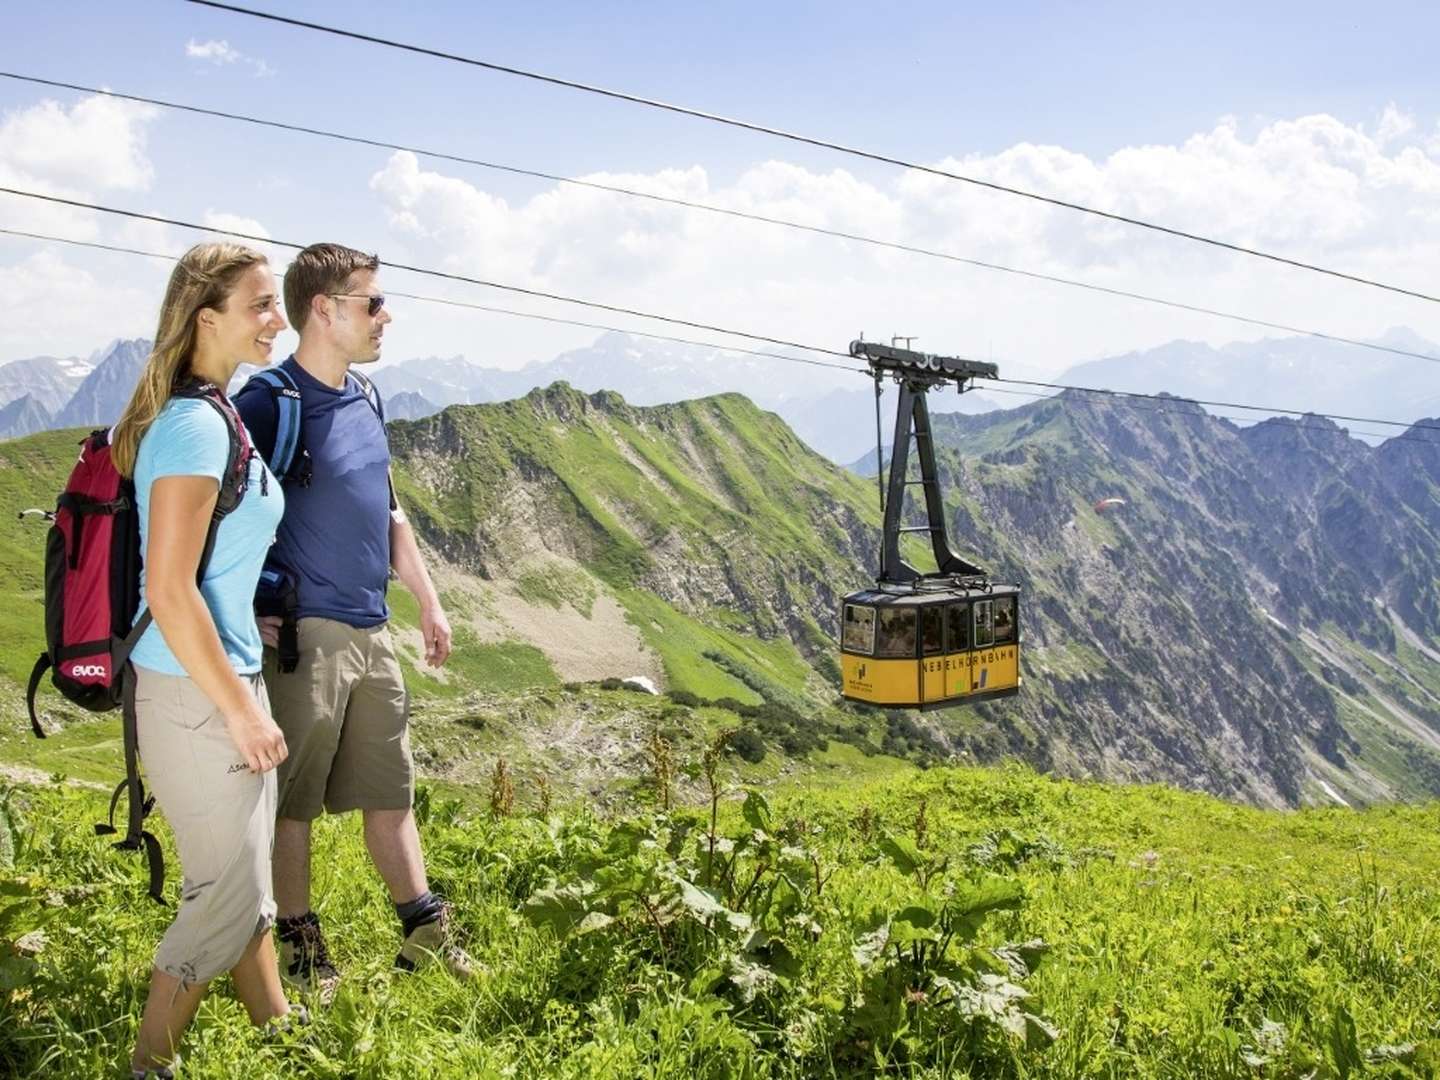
920, 606, 946, 705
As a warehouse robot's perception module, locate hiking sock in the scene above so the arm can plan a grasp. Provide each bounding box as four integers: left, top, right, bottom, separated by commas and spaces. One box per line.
395, 891, 444, 937
277, 911, 320, 940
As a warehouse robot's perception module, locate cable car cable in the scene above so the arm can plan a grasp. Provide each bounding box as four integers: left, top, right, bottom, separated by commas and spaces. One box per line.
4, 203, 1438, 441
979, 385, 1440, 446
992, 377, 1438, 432
5, 71, 1437, 367
0, 185, 858, 368
0, 224, 866, 376
184, 0, 1440, 306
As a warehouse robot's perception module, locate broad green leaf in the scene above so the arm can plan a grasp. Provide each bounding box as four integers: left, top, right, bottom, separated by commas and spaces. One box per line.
1329, 1004, 1361, 1078
742, 790, 772, 833
889, 919, 940, 946
879, 830, 923, 877
673, 876, 730, 924
0, 952, 37, 993
689, 964, 726, 996
894, 903, 938, 930
573, 911, 614, 936
945, 876, 1024, 920
993, 938, 1050, 979
521, 882, 595, 936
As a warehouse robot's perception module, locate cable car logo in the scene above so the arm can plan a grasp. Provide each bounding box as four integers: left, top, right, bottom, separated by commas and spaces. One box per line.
856, 663, 867, 679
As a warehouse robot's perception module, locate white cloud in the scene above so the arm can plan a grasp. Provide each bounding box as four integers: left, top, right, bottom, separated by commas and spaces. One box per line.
202, 210, 271, 242
365, 111, 1440, 379
0, 94, 160, 243
185, 38, 276, 78
186, 38, 240, 64
0, 248, 158, 357
0, 94, 156, 193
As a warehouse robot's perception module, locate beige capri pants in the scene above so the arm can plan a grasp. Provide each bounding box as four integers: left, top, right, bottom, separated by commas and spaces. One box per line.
133, 666, 277, 987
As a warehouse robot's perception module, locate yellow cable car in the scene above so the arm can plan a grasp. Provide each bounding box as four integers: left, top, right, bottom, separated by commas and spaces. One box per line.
839, 340, 1021, 710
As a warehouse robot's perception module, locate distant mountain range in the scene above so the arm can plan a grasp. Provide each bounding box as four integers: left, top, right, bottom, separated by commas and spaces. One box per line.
8, 373, 1440, 807
3, 328, 1437, 463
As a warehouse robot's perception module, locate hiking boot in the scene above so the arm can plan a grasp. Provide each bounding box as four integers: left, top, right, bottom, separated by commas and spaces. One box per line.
276, 914, 340, 1003
262, 1003, 311, 1042
394, 903, 475, 979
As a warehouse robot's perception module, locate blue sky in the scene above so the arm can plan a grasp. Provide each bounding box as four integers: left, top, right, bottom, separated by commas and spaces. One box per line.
4, 0, 1440, 383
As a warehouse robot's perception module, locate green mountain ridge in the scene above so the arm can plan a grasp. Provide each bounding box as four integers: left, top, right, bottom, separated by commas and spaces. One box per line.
5, 382, 1440, 810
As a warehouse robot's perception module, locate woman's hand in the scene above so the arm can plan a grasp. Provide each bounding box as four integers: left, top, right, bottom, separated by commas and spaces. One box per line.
223, 700, 289, 774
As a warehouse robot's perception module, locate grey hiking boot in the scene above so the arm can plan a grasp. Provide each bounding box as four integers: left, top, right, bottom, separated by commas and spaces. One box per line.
276, 913, 340, 1003
394, 902, 475, 979
262, 1003, 311, 1042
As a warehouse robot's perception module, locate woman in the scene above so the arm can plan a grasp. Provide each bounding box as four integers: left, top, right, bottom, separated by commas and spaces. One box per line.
111, 241, 293, 1078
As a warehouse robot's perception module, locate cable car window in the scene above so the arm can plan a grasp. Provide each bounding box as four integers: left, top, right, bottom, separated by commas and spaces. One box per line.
945, 603, 969, 651
974, 600, 994, 648
993, 596, 1015, 644
875, 607, 917, 658
842, 604, 876, 654
921, 607, 944, 656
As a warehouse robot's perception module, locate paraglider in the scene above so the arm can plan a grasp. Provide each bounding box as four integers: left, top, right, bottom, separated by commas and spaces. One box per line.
1094, 497, 1126, 513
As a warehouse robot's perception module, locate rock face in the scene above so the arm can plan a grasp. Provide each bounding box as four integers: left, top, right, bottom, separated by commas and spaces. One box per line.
51, 340, 151, 429
0, 355, 94, 416
0, 395, 52, 440
389, 384, 1440, 808
384, 390, 441, 422
388, 382, 877, 655
912, 394, 1440, 806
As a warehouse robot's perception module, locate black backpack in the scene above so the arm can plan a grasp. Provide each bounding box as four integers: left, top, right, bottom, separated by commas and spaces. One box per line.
239, 364, 385, 674
25, 382, 251, 902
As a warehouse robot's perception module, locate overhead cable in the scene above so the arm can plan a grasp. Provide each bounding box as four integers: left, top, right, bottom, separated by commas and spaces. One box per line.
0, 224, 864, 376
994, 377, 1434, 432
980, 385, 1436, 446
5, 71, 1437, 366
3, 206, 1437, 441
185, 0, 1440, 305
0, 185, 857, 370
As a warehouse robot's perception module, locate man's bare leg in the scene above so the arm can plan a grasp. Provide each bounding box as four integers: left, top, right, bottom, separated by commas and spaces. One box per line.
272, 817, 313, 918
362, 807, 428, 903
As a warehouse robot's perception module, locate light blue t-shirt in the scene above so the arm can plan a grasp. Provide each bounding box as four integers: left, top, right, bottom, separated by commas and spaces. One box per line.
130, 397, 284, 675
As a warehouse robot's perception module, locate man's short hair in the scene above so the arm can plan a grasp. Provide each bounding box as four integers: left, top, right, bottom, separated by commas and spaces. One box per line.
284, 243, 381, 333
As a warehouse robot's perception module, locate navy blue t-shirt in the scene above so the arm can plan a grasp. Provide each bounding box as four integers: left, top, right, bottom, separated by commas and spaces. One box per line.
235, 356, 391, 627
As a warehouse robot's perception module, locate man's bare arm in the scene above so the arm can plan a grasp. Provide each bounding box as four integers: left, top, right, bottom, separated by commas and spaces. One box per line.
390, 500, 452, 667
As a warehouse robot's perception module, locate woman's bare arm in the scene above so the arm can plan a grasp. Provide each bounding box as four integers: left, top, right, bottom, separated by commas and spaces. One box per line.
145, 474, 287, 773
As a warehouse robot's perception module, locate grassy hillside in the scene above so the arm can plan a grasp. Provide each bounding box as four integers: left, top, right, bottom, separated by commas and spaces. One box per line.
2, 764, 1437, 1077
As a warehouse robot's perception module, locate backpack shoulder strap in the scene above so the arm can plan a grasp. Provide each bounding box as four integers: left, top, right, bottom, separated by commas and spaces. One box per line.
348, 368, 385, 424
244, 366, 303, 480
174, 382, 249, 522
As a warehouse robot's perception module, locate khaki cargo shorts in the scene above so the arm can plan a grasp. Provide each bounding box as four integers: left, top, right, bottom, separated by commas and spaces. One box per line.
264, 617, 413, 821
134, 667, 277, 987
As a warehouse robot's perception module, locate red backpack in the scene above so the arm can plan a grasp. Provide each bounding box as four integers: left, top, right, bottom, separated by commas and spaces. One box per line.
25, 381, 251, 902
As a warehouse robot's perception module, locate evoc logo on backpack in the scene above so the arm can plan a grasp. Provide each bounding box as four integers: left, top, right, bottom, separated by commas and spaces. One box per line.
67, 663, 109, 678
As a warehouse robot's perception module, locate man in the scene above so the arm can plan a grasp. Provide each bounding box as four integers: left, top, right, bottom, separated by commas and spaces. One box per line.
236, 243, 471, 997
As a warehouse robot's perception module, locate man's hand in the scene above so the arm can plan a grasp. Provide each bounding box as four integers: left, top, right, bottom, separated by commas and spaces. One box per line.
421, 604, 452, 668
257, 615, 283, 649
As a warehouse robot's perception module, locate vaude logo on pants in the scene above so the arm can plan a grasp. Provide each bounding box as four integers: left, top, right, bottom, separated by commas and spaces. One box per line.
67, 663, 109, 678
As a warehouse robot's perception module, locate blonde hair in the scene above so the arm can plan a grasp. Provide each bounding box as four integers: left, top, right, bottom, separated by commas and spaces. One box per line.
111, 242, 268, 476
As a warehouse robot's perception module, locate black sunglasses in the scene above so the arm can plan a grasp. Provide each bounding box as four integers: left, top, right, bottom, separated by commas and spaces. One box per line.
328, 292, 386, 317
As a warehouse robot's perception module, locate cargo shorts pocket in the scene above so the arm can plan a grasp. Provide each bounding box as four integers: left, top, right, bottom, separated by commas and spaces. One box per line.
170, 677, 222, 733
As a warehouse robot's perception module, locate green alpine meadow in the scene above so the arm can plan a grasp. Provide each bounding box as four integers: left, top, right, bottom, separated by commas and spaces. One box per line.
4, 385, 1440, 1076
